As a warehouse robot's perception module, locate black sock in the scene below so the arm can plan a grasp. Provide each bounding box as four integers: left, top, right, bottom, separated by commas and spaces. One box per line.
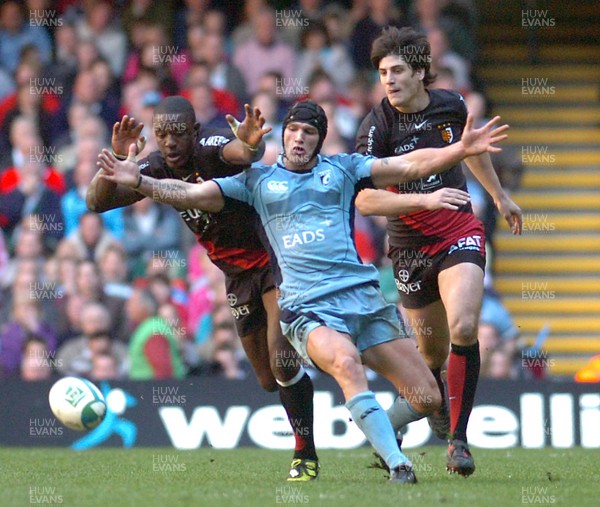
448, 342, 480, 443
430, 367, 447, 412
278, 373, 317, 460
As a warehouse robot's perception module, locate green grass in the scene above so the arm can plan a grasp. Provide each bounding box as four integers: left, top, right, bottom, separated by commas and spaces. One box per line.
1, 447, 598, 507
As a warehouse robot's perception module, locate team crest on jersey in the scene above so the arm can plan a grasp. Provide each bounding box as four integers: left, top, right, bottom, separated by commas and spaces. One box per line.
441, 126, 453, 143
318, 169, 332, 186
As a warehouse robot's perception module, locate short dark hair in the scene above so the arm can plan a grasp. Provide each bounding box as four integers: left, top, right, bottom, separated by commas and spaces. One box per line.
153, 96, 196, 125
370, 26, 436, 86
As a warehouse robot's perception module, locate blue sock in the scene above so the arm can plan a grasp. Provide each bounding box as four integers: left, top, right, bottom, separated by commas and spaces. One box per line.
346, 391, 411, 470
387, 395, 423, 433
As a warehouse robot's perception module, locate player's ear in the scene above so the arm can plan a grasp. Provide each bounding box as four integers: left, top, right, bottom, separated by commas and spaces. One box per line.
193, 122, 200, 139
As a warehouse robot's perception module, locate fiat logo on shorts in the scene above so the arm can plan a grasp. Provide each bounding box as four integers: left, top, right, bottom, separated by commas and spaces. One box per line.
398, 270, 410, 282
227, 293, 238, 306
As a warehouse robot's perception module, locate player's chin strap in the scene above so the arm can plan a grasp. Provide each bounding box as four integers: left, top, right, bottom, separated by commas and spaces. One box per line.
112, 137, 147, 160
227, 117, 259, 152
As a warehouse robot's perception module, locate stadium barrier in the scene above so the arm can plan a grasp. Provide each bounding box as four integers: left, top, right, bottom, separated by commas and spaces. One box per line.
2, 377, 598, 449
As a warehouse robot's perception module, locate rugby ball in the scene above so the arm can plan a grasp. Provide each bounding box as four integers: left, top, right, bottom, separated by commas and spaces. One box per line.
49, 377, 107, 431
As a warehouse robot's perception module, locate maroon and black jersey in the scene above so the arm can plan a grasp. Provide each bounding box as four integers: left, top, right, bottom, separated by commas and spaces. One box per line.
356, 88, 480, 254
138, 127, 269, 276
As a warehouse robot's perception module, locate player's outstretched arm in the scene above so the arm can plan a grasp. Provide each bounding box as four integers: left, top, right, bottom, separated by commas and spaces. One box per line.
356, 187, 471, 216
96, 144, 225, 212
87, 115, 147, 212
463, 153, 522, 235
223, 104, 272, 164
370, 115, 509, 187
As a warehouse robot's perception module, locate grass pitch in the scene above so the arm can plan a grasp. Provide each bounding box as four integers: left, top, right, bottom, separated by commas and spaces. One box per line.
1, 447, 598, 507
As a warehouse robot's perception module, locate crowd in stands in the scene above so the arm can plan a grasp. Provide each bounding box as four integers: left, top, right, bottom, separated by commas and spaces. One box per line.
0, 0, 523, 382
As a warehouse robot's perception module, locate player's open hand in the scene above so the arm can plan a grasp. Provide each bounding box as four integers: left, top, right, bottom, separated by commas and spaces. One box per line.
496, 194, 523, 235
226, 104, 272, 150
423, 188, 471, 211
461, 115, 509, 157
97, 144, 141, 188
112, 115, 146, 158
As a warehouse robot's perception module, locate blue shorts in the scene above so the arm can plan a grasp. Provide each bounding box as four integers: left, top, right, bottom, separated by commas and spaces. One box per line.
280, 283, 408, 366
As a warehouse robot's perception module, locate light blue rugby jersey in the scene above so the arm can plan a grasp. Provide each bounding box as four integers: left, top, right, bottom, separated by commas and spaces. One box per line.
214, 153, 381, 309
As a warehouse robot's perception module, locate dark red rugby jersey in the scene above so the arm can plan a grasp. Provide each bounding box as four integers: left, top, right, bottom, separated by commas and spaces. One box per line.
356, 88, 481, 252
138, 126, 269, 276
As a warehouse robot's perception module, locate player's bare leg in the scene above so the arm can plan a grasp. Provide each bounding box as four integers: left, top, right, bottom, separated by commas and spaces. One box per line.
362, 339, 441, 415
404, 301, 452, 441
438, 262, 484, 477
306, 327, 416, 484
239, 327, 277, 392
361, 338, 440, 475
262, 289, 318, 481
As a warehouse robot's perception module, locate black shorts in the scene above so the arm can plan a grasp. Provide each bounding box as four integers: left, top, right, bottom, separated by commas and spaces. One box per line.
225, 265, 275, 337
390, 230, 486, 309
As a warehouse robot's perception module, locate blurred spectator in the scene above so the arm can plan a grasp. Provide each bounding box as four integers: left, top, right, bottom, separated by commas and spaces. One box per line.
0, 232, 8, 282
0, 161, 64, 248
55, 255, 78, 293
294, 0, 324, 20
54, 291, 84, 345
0, 1, 52, 74
90, 351, 120, 380
122, 199, 181, 277
2, 226, 46, 276
74, 38, 100, 72
185, 244, 221, 344
64, 211, 119, 263
183, 62, 240, 117
121, 0, 174, 45
430, 65, 458, 91
198, 321, 246, 379
55, 68, 119, 135
127, 286, 186, 380
307, 70, 358, 141
174, 0, 212, 49
410, 0, 478, 63
1, 81, 55, 149
20, 335, 54, 381
428, 26, 471, 93
45, 22, 79, 96
478, 287, 520, 378
53, 103, 93, 167
319, 99, 353, 153
61, 144, 124, 239
70, 259, 128, 341
486, 348, 517, 380
99, 244, 131, 300
0, 298, 57, 378
350, 0, 406, 70
251, 91, 282, 164
74, 1, 127, 77
188, 82, 230, 128
297, 20, 355, 92
346, 72, 374, 125
233, 7, 296, 97
56, 302, 127, 378
202, 9, 227, 37
198, 32, 248, 104
231, 0, 269, 48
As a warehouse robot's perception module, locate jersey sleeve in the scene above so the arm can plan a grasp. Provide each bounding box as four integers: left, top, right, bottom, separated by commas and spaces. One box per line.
197, 128, 240, 169
331, 153, 378, 187
213, 171, 253, 207
355, 109, 388, 157
456, 93, 468, 125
